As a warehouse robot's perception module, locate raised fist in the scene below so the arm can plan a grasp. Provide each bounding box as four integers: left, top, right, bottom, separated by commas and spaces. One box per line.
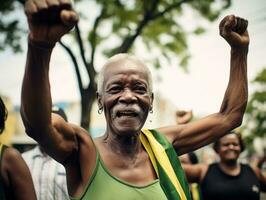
25, 0, 79, 45
219, 15, 249, 50
176, 110, 193, 125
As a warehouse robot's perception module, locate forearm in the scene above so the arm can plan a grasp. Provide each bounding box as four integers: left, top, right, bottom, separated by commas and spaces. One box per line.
219, 48, 248, 128
21, 40, 54, 136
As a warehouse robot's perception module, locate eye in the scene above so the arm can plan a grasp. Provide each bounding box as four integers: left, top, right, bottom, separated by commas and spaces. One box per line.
232, 143, 239, 147
133, 85, 147, 94
107, 85, 123, 94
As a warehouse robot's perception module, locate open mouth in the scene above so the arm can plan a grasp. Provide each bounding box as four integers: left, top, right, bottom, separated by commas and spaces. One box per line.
117, 110, 138, 117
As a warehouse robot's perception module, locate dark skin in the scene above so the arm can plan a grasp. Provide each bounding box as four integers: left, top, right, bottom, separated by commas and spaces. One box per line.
1, 147, 37, 200
0, 98, 36, 200
21, 0, 249, 198
182, 133, 266, 192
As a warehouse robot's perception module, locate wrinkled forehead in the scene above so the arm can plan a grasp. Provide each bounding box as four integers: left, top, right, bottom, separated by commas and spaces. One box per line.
97, 54, 153, 93
103, 57, 150, 82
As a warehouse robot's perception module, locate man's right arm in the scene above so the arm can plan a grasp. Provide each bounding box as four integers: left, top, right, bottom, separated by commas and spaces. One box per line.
21, 0, 79, 163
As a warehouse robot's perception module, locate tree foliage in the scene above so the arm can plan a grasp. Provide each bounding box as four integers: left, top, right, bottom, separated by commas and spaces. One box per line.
1, 0, 231, 130
242, 68, 266, 153
0, 0, 24, 53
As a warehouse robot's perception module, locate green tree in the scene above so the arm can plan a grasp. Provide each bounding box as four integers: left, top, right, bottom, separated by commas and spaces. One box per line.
2, 0, 231, 130
0, 0, 23, 52
242, 68, 266, 153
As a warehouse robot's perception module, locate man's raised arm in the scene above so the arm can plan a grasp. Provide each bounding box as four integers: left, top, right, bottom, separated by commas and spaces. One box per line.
160, 15, 249, 154
21, 0, 79, 162
218, 15, 249, 125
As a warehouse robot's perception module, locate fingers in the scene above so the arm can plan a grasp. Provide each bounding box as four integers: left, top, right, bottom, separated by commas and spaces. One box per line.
219, 15, 249, 49
25, 1, 37, 16
220, 15, 248, 37
219, 15, 237, 37
46, 0, 60, 7
232, 17, 248, 35
61, 10, 79, 28
24, 0, 74, 24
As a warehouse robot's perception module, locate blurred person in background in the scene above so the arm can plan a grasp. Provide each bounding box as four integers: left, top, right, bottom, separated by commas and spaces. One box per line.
182, 131, 266, 200
0, 97, 36, 200
22, 107, 69, 200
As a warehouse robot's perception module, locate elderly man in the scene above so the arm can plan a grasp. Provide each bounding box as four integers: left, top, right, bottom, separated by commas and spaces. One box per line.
21, 0, 249, 199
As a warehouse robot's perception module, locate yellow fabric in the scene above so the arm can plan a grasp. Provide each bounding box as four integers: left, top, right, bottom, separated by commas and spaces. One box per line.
139, 133, 159, 176
141, 129, 187, 200
191, 183, 200, 200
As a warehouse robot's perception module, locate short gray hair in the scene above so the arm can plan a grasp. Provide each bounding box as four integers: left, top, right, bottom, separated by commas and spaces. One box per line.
97, 53, 153, 94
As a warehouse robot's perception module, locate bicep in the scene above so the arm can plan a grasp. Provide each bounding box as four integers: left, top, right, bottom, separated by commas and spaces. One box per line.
4, 148, 36, 200
26, 113, 79, 163
159, 113, 233, 155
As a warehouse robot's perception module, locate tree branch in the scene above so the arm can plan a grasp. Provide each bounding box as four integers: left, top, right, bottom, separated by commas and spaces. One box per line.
115, 0, 160, 53
151, 0, 191, 20
59, 40, 83, 93
75, 24, 96, 82
89, 6, 106, 67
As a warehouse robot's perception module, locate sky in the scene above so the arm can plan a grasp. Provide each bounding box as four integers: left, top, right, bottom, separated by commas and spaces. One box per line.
0, 0, 266, 118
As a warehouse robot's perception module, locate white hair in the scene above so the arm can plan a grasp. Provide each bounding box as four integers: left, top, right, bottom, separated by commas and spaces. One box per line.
97, 53, 153, 94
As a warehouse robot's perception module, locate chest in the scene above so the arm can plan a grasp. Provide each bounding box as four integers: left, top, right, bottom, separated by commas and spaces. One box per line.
84, 158, 167, 200
201, 164, 260, 200
101, 152, 157, 186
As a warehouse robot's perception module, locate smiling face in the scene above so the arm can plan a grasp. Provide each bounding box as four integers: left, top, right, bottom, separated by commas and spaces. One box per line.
216, 134, 242, 163
97, 54, 153, 137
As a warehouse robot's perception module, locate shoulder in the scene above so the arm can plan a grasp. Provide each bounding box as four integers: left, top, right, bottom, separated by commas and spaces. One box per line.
2, 147, 24, 168
72, 123, 95, 146
1, 147, 29, 178
2, 147, 22, 163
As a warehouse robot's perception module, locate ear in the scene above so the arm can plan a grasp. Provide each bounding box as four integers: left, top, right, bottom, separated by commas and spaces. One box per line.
150, 92, 154, 111
96, 92, 103, 109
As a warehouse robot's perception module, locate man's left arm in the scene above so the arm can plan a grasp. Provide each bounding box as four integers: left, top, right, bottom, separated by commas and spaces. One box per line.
159, 15, 249, 155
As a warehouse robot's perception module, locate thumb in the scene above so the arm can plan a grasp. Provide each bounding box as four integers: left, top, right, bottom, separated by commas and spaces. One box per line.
60, 10, 79, 29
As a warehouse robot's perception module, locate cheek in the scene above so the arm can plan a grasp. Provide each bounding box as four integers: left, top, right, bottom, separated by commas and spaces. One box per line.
140, 96, 152, 108
235, 146, 241, 152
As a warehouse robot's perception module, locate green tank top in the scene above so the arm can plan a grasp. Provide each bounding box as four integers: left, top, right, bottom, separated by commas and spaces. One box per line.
0, 144, 6, 200
70, 153, 167, 200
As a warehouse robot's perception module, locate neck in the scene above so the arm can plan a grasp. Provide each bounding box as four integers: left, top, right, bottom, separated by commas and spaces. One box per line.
103, 131, 142, 157
219, 160, 240, 175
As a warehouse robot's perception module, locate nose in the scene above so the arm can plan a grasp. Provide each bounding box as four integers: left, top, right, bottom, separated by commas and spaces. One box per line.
228, 144, 235, 149
118, 89, 137, 104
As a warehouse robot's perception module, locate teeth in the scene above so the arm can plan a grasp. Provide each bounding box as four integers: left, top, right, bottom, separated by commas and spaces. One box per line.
117, 111, 137, 117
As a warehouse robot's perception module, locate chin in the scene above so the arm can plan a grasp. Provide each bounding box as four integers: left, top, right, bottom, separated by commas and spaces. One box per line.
111, 118, 144, 135
113, 124, 143, 137
224, 157, 238, 164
